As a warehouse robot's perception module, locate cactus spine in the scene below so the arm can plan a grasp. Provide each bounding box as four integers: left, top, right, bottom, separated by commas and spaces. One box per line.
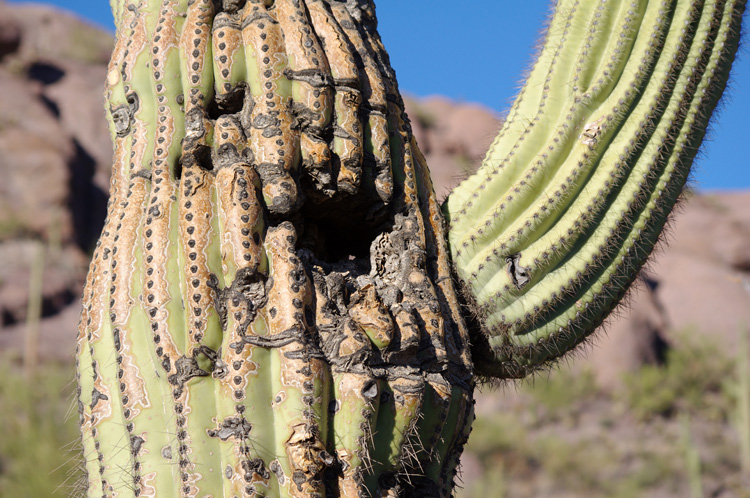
444, 0, 745, 378
76, 0, 744, 496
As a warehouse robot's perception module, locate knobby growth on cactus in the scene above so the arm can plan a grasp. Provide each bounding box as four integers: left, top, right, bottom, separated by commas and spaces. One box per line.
74, 0, 745, 496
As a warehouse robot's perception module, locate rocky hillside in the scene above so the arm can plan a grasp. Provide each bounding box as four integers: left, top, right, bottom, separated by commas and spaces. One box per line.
0, 1, 113, 358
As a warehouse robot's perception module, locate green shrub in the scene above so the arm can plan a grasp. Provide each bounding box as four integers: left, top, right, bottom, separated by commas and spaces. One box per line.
620, 332, 734, 420
0, 355, 83, 496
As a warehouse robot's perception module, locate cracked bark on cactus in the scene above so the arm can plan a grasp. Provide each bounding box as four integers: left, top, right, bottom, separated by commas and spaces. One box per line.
76, 0, 744, 496
444, 0, 745, 379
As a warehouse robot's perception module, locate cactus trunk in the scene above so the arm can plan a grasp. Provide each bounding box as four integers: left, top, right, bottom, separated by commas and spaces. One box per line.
77, 1, 474, 496
76, 0, 744, 496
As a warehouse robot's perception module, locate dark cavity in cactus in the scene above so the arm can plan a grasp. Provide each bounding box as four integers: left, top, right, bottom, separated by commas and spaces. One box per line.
75, 0, 746, 496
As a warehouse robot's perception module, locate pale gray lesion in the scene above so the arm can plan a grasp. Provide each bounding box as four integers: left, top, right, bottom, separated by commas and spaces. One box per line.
579, 116, 606, 146
111, 104, 133, 137
506, 253, 531, 290
90, 387, 109, 409
207, 416, 253, 441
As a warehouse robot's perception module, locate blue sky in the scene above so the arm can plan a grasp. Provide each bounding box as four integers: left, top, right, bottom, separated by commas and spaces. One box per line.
17, 0, 749, 191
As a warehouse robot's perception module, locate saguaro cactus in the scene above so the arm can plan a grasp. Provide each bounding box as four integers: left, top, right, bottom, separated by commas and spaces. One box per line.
75, 0, 745, 497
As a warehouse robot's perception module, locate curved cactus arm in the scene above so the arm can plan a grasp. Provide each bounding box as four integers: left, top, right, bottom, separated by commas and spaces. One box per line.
443, 0, 746, 379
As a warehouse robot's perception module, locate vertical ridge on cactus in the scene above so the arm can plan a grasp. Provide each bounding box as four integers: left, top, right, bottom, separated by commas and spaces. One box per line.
76, 0, 745, 496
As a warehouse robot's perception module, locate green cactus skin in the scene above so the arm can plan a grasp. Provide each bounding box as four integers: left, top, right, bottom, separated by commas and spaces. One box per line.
77, 0, 745, 496
77, 1, 473, 497
444, 0, 746, 379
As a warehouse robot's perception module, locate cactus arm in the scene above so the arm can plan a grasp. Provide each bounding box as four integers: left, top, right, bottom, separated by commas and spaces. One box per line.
444, 0, 746, 378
